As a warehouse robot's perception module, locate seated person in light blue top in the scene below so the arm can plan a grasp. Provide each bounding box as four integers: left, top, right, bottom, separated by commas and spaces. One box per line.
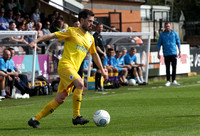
115, 50, 131, 85
103, 48, 119, 88
0, 8, 9, 30
8, 48, 32, 96
124, 47, 145, 84
0, 49, 18, 97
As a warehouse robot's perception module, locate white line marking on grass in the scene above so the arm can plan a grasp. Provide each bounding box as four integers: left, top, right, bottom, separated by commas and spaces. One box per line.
128, 88, 141, 90
95, 92, 109, 94
197, 81, 200, 84
174, 84, 200, 88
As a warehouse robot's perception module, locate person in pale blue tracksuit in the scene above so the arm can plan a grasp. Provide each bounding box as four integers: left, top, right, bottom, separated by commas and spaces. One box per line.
157, 22, 181, 86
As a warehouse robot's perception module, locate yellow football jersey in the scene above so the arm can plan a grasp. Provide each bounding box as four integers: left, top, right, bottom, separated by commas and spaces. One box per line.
55, 27, 96, 71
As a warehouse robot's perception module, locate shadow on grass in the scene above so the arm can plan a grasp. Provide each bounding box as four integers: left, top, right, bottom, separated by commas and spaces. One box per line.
175, 115, 200, 118
0, 125, 96, 131
166, 115, 200, 118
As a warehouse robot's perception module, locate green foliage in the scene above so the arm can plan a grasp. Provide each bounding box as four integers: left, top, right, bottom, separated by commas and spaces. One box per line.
0, 75, 200, 136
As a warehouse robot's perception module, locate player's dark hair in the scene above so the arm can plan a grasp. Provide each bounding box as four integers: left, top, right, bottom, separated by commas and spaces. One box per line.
130, 47, 136, 51
165, 22, 170, 26
117, 50, 122, 53
78, 9, 94, 21
8, 47, 14, 51
9, 21, 15, 26
17, 22, 24, 28
96, 22, 103, 27
73, 18, 79, 24
108, 48, 114, 52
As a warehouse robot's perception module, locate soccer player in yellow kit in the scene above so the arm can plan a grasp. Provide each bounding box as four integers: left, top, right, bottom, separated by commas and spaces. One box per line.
28, 9, 108, 128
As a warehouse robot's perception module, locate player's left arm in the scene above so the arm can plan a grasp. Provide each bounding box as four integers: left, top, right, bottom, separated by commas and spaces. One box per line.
178, 46, 181, 58
175, 32, 181, 58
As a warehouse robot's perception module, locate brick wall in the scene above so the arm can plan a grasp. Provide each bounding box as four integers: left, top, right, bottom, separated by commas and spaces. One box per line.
83, 0, 142, 32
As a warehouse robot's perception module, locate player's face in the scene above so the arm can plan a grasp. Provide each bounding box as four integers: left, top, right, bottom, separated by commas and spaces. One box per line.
122, 49, 127, 55
165, 23, 171, 32
130, 49, 136, 56
81, 15, 94, 31
9, 23, 15, 30
118, 51, 122, 57
3, 50, 11, 60
10, 50, 15, 58
111, 51, 115, 56
108, 50, 114, 57
73, 21, 80, 27
96, 24, 103, 33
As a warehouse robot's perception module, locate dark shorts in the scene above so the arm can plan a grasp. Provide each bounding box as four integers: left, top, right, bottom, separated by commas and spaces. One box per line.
128, 67, 139, 78
119, 71, 125, 77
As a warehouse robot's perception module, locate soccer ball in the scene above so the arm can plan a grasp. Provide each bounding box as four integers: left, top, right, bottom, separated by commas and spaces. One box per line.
128, 79, 136, 86
93, 110, 110, 126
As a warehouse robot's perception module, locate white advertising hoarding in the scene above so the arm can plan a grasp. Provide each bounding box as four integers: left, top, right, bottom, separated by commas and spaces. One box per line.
159, 44, 191, 75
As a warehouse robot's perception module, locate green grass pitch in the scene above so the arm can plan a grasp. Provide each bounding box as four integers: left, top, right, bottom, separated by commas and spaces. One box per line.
1, 75, 200, 136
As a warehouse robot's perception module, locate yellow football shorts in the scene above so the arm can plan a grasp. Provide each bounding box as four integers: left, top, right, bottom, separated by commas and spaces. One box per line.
57, 67, 80, 96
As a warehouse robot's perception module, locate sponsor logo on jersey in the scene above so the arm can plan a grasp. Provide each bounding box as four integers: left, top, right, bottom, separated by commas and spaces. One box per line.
76, 44, 88, 53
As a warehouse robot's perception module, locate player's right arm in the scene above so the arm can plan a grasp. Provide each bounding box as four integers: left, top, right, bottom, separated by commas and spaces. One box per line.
29, 33, 57, 49
157, 33, 163, 59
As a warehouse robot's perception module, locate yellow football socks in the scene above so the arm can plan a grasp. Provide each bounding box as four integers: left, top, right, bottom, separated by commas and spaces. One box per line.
73, 88, 83, 118
35, 99, 60, 121
113, 72, 118, 77
108, 72, 113, 77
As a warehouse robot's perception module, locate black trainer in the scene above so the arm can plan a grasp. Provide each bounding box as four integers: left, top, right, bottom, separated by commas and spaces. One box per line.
28, 118, 40, 128
72, 116, 89, 125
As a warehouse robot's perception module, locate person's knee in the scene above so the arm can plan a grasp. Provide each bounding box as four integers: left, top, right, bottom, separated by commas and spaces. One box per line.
0, 76, 4, 81
55, 92, 67, 104
72, 78, 84, 90
113, 68, 118, 72
107, 67, 112, 73
124, 68, 128, 72
75, 80, 84, 90
76, 83, 84, 90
